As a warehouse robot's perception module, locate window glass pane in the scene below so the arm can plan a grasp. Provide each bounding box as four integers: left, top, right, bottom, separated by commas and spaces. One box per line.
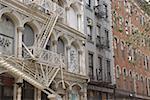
57, 38, 65, 55
0, 15, 15, 55
88, 53, 94, 79
22, 24, 34, 47
87, 26, 92, 36
96, 25, 101, 36
68, 45, 78, 73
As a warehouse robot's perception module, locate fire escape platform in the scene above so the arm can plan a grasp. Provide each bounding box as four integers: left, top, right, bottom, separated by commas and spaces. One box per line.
0, 0, 65, 98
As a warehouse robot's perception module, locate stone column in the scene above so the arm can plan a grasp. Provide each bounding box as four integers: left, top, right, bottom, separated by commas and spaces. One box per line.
13, 84, 17, 100
34, 88, 41, 100
66, 46, 71, 70
78, 50, 83, 74
82, 84, 87, 100
16, 78, 23, 100
37, 89, 41, 100
17, 86, 22, 100
17, 27, 24, 58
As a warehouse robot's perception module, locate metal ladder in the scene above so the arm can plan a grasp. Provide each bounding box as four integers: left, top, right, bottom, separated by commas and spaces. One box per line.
37, 13, 58, 49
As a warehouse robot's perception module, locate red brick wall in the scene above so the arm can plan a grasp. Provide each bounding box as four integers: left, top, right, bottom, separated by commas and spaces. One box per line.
112, 0, 150, 97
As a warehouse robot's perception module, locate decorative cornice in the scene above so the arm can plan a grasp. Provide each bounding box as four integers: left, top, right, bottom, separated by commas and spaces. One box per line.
56, 22, 86, 39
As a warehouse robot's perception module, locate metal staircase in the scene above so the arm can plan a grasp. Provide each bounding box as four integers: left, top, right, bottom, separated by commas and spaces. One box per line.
0, 54, 64, 96
22, 0, 64, 57
0, 0, 65, 98
37, 13, 58, 49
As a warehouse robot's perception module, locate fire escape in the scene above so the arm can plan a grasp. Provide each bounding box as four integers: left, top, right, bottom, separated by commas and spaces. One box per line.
0, 0, 65, 98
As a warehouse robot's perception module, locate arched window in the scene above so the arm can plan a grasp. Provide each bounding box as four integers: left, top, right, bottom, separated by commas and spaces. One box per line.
128, 45, 133, 61
116, 65, 121, 78
123, 68, 128, 78
129, 70, 133, 78
114, 37, 118, 49
121, 41, 125, 59
57, 38, 65, 55
141, 75, 144, 82
135, 74, 139, 80
22, 24, 34, 47
121, 41, 124, 50
68, 44, 78, 73
70, 85, 80, 100
0, 15, 15, 55
67, 5, 78, 29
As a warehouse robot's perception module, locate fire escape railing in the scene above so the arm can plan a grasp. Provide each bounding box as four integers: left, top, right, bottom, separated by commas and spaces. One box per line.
20, 0, 64, 15
0, 0, 66, 98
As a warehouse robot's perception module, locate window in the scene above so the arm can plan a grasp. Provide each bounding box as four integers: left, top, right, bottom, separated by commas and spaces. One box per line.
68, 45, 78, 73
121, 41, 124, 50
141, 75, 144, 82
22, 24, 35, 47
70, 90, 79, 100
87, 25, 92, 40
97, 57, 102, 80
98, 56, 102, 68
106, 60, 111, 82
103, 4, 108, 19
148, 79, 150, 95
57, 38, 65, 55
77, 14, 82, 31
114, 37, 118, 49
105, 30, 109, 48
0, 76, 14, 100
128, 45, 133, 61
121, 41, 125, 59
87, 18, 93, 40
88, 53, 94, 79
146, 56, 149, 69
123, 68, 127, 78
96, 25, 101, 37
116, 65, 121, 78
140, 15, 145, 26
135, 74, 139, 80
86, 0, 91, 7
133, 49, 138, 61
125, 20, 129, 34
67, 6, 78, 29
143, 55, 149, 69
0, 15, 15, 55
129, 70, 132, 78
119, 16, 124, 25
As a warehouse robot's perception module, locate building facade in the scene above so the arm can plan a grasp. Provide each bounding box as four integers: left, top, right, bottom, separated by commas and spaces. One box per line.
84, 0, 115, 100
112, 0, 150, 99
0, 0, 88, 100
